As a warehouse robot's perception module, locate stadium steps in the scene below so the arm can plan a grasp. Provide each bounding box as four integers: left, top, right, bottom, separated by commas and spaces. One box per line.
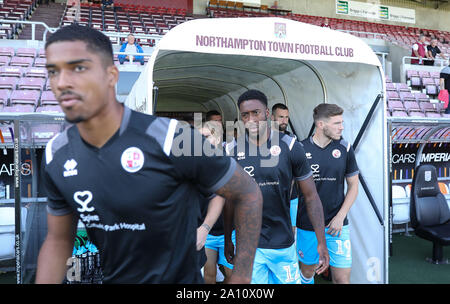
17, 2, 65, 40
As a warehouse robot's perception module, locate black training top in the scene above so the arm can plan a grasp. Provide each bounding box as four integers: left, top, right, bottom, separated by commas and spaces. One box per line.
42, 106, 236, 283
296, 137, 359, 231
226, 130, 312, 249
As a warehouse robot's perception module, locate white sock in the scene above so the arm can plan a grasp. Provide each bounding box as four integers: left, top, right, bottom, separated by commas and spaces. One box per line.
300, 270, 314, 284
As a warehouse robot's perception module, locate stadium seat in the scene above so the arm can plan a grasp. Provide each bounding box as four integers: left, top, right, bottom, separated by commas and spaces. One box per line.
2, 104, 35, 112
15, 47, 37, 58
17, 77, 45, 91
0, 89, 11, 106
35, 105, 62, 113
40, 90, 58, 105
395, 83, 410, 92
387, 91, 401, 102
410, 164, 450, 264
10, 89, 39, 106
404, 101, 421, 113
0, 56, 11, 66
0, 66, 23, 77
0, 207, 27, 261
388, 99, 405, 112
420, 102, 438, 113
0, 77, 18, 90
33, 57, 46, 68
414, 92, 430, 103
9, 56, 33, 67
425, 112, 441, 118
392, 110, 408, 117
392, 185, 410, 225
0, 46, 15, 57
406, 70, 419, 80
410, 76, 422, 88
400, 91, 416, 102
24, 67, 47, 78
409, 111, 425, 117
425, 85, 438, 96
386, 82, 396, 91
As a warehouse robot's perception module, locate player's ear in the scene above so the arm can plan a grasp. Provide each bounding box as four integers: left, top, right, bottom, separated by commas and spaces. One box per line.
106, 64, 119, 87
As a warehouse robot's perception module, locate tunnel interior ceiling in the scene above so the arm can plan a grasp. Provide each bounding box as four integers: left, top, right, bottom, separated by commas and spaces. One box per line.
152, 51, 322, 119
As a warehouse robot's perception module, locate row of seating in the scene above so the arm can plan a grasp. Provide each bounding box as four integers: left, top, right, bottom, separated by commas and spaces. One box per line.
60, 5, 193, 37
386, 72, 449, 118
206, 6, 450, 59
0, 89, 57, 107
393, 183, 450, 198
0, 0, 36, 39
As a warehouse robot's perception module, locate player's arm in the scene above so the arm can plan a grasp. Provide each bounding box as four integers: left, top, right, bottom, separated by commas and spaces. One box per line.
215, 165, 263, 284
440, 77, 445, 90
35, 212, 78, 283
223, 198, 235, 265
197, 195, 225, 250
327, 174, 359, 237
297, 177, 329, 275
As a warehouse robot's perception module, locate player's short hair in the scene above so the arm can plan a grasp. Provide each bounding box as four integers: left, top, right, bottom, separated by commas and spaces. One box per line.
271, 103, 288, 113
237, 89, 268, 108
45, 24, 114, 68
205, 110, 221, 121
313, 103, 343, 123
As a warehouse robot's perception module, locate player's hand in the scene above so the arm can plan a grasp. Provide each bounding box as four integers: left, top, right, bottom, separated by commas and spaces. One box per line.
315, 242, 329, 275
326, 215, 344, 237
196, 226, 208, 251
224, 238, 235, 265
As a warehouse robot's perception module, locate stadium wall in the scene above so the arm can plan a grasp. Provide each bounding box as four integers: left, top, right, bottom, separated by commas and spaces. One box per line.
114, 0, 193, 11
194, 0, 450, 32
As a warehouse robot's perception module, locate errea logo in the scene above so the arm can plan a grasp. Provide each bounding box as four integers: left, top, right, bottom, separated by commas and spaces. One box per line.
63, 159, 78, 177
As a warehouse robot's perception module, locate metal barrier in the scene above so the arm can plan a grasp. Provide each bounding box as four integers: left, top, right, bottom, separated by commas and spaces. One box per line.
0, 19, 58, 41
402, 55, 449, 67
0, 19, 163, 46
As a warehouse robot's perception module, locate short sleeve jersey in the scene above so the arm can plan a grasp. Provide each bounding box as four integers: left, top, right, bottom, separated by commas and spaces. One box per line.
42, 106, 236, 283
226, 130, 312, 249
296, 137, 359, 231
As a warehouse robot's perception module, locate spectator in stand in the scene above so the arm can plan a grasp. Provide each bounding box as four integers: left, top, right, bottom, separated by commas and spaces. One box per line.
411, 34, 429, 65
270, 1, 279, 9
425, 38, 446, 66
118, 34, 145, 65
440, 65, 450, 114
321, 18, 331, 29
102, 0, 114, 9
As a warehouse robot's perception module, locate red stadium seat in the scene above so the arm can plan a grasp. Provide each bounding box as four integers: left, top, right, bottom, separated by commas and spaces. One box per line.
24, 67, 47, 78
17, 77, 45, 91
0, 46, 15, 57
40, 90, 58, 105
0, 89, 11, 106
15, 48, 37, 58
10, 89, 40, 106
0, 77, 18, 90
2, 104, 35, 113
9, 56, 33, 67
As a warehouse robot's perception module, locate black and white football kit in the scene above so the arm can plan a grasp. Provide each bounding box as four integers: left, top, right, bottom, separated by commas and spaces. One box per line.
226, 130, 311, 284
296, 136, 359, 270
42, 106, 236, 283
296, 137, 359, 231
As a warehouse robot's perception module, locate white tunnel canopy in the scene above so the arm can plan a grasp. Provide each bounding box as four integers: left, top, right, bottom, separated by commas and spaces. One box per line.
126, 17, 388, 284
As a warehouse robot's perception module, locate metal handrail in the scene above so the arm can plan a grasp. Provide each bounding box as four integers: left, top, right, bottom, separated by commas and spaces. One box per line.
0, 19, 58, 41
402, 55, 449, 67
0, 19, 164, 45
